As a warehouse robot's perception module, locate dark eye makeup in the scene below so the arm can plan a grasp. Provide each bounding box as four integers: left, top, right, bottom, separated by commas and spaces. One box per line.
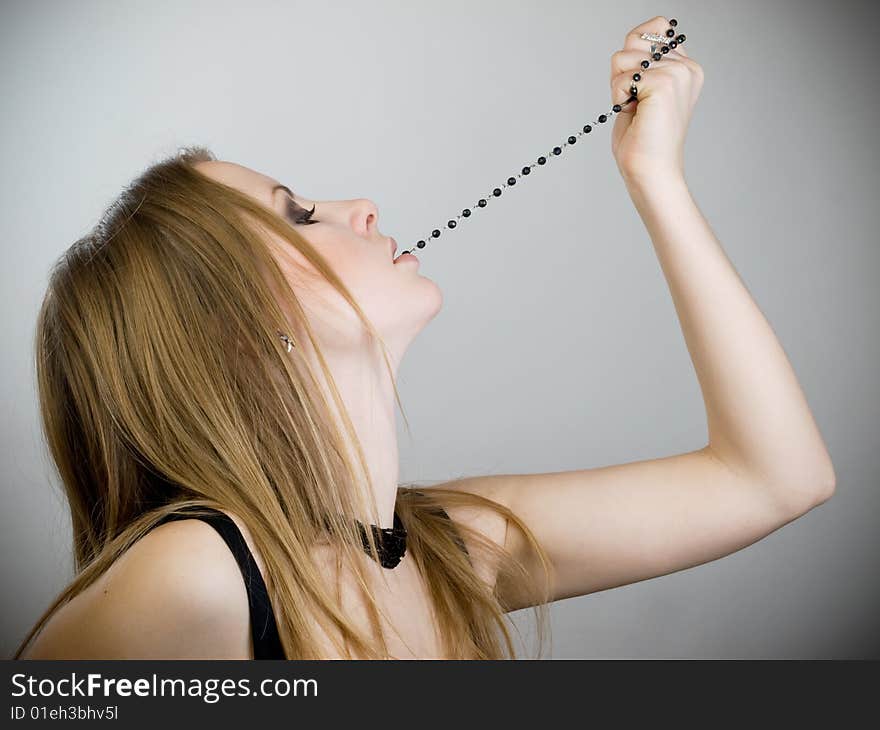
286, 196, 319, 225
276, 185, 319, 225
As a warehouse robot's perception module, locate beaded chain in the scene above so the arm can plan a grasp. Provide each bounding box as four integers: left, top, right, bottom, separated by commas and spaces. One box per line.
396, 18, 686, 259
277, 19, 687, 568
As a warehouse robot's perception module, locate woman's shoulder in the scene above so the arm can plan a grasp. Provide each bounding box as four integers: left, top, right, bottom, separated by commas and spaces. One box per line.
21, 513, 253, 659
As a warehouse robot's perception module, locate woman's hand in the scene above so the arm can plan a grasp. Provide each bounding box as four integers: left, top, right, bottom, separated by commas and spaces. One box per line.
609, 16, 704, 185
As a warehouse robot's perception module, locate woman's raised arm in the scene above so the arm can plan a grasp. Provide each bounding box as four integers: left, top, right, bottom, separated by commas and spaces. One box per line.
435, 16, 835, 609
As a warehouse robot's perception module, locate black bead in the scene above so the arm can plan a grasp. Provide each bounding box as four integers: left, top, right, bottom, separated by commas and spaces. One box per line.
567, 135, 576, 144
630, 85, 638, 95
669, 18, 677, 26
641, 60, 650, 68
666, 28, 675, 37
661, 46, 670, 54
676, 34, 685, 43
478, 198, 487, 207
600, 114, 609, 123
431, 229, 441, 238
652, 52, 661, 61
521, 166, 531, 175
416, 240, 426, 248
552, 146, 562, 155
492, 188, 502, 196
583, 124, 592, 133
447, 219, 456, 229
462, 208, 471, 217
632, 72, 641, 81
507, 177, 516, 185
537, 156, 547, 164
669, 40, 677, 48
612, 103, 621, 112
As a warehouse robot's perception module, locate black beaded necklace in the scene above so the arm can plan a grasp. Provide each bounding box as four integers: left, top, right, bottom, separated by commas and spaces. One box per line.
396, 18, 686, 259
279, 19, 686, 570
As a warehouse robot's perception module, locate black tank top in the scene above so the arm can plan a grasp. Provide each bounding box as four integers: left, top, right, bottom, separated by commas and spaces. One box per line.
153, 506, 285, 659
152, 501, 469, 660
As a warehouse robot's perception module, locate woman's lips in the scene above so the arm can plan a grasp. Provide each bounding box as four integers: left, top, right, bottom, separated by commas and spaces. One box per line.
393, 252, 418, 264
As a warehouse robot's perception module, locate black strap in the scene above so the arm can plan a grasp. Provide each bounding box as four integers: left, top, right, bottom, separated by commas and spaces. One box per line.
154, 507, 285, 660
152, 498, 467, 658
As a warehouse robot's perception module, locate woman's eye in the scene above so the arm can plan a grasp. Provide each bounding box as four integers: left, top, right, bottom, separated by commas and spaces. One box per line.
286, 197, 319, 225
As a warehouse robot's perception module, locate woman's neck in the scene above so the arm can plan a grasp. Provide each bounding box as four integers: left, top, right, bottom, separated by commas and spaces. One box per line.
312, 339, 402, 530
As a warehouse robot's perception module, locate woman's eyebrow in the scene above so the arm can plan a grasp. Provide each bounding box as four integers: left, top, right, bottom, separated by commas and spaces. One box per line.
271, 184, 296, 201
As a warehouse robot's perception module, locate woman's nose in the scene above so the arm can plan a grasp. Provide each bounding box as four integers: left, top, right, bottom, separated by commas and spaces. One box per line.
349, 198, 380, 237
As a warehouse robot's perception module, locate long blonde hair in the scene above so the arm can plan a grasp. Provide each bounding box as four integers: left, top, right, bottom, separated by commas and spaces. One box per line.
13, 146, 551, 659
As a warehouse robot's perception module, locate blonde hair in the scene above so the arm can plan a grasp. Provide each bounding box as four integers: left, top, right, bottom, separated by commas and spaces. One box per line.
13, 146, 551, 659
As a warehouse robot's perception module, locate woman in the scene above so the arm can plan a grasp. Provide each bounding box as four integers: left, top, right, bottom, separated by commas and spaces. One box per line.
15, 16, 835, 660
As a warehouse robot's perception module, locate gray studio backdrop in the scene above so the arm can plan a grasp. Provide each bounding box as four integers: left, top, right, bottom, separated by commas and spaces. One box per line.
1, 0, 877, 659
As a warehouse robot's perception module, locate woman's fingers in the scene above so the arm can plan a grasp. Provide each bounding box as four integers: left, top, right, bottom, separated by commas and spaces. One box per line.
610, 50, 694, 111
609, 16, 692, 112
610, 70, 638, 109
610, 48, 687, 82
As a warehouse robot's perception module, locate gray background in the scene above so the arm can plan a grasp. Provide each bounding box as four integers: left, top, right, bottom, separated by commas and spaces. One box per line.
1, 0, 877, 659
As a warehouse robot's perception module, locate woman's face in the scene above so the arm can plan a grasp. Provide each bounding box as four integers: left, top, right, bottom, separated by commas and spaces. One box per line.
195, 160, 443, 356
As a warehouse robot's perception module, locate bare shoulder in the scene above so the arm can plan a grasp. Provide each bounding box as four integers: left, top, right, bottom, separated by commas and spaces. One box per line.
21, 515, 252, 659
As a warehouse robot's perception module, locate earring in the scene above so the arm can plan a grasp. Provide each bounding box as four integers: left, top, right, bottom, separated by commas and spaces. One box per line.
276, 330, 295, 351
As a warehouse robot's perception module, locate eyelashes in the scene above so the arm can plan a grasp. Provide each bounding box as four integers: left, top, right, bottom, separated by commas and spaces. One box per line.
285, 196, 319, 225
